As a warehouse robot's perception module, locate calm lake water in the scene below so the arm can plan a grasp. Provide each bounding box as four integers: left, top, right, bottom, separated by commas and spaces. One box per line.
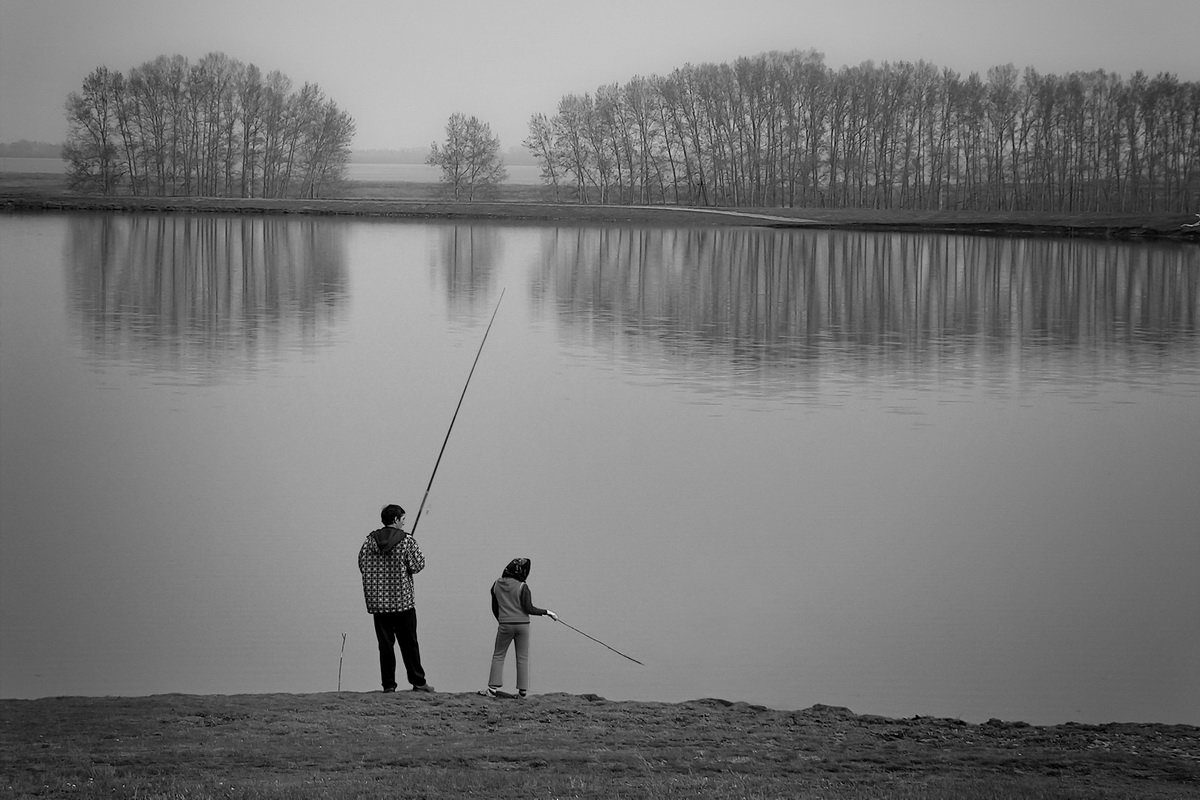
1, 212, 1197, 726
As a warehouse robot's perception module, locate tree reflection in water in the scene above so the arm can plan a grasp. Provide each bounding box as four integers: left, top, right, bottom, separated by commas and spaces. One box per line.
535, 226, 1199, 396
66, 214, 349, 381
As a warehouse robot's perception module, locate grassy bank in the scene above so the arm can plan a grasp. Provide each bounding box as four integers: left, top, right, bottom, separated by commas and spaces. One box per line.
3, 171, 1198, 239
1, 692, 1197, 799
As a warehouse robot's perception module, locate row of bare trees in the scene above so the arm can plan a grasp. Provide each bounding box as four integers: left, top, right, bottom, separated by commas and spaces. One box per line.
525, 50, 1200, 213
64, 52, 355, 198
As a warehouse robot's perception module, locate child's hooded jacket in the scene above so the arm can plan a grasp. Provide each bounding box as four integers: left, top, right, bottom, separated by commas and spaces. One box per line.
490, 557, 548, 623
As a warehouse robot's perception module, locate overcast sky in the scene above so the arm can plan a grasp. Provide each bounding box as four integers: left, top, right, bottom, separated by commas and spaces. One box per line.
2, 0, 1197, 151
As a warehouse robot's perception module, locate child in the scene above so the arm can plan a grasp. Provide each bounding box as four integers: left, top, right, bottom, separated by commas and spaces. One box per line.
482, 557, 556, 698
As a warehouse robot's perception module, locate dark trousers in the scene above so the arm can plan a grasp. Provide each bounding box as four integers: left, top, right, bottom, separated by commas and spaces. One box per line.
372, 609, 427, 690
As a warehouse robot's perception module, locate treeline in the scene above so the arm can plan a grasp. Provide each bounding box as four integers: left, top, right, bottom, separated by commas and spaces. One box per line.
525, 50, 1200, 212
64, 53, 355, 198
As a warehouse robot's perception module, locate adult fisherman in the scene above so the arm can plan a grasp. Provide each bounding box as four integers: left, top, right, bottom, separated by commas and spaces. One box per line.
358, 504, 434, 693
357, 292, 504, 694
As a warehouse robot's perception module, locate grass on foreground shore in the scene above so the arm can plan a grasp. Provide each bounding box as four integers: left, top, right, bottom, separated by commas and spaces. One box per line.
2, 691, 1197, 800
3, 171, 1198, 239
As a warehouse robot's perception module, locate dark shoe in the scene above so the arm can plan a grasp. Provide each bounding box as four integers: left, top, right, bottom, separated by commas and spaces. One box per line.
411, 683, 435, 693
382, 687, 396, 693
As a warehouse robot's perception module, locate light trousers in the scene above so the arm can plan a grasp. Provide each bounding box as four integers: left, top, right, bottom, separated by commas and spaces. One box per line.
488, 622, 531, 691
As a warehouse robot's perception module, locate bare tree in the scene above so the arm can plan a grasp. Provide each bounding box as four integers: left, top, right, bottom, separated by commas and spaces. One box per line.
298, 98, 356, 198
64, 67, 122, 193
427, 113, 507, 200
552, 94, 599, 202
524, 113, 563, 200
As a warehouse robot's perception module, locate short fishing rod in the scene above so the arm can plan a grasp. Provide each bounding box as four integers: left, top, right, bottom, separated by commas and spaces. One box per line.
410, 289, 505, 535
555, 617, 644, 665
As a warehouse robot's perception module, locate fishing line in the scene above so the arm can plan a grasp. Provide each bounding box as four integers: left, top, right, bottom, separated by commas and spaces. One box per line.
411, 289, 505, 535
555, 617, 644, 665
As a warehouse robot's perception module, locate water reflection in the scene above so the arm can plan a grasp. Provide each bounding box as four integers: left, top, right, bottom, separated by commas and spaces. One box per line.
433, 223, 503, 317
537, 227, 1200, 395
66, 215, 348, 381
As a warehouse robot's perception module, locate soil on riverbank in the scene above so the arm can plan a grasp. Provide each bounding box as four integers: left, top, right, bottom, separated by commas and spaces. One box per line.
3, 171, 1198, 240
2, 692, 1197, 799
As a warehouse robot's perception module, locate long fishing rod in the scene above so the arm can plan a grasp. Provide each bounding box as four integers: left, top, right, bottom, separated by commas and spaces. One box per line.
555, 617, 644, 665
410, 289, 505, 536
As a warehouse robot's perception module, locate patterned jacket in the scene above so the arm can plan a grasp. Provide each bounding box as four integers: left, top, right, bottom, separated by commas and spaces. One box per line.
358, 526, 425, 614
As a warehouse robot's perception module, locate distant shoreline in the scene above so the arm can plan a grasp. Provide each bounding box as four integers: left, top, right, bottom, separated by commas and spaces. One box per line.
2, 171, 1197, 240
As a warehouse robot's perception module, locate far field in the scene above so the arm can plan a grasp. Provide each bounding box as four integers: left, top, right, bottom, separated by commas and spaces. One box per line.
2, 171, 1198, 240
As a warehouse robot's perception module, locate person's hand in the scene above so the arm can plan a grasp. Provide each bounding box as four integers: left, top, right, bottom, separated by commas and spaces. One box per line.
546, 610, 558, 621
